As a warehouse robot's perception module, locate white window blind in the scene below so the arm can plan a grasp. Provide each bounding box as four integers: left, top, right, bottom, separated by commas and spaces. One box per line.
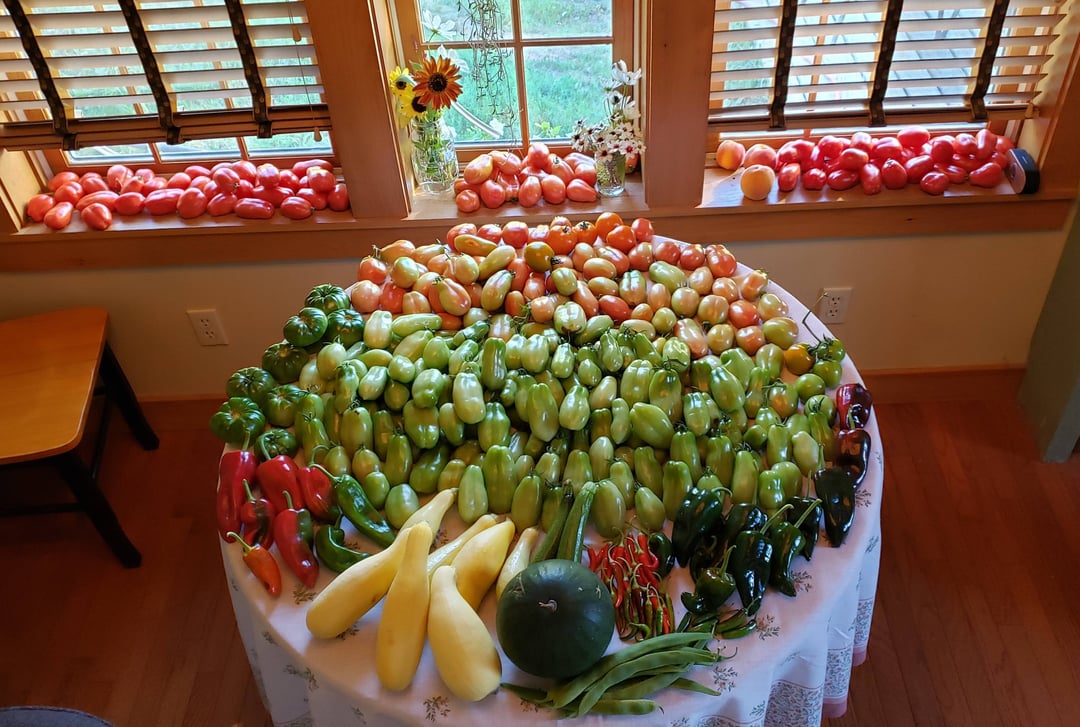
0, 0, 328, 151
710, 0, 1069, 132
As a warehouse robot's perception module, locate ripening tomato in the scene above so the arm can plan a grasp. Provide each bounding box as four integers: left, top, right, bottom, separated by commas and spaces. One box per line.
679, 244, 706, 271
81, 175, 109, 194
705, 245, 737, 278
547, 224, 576, 256
651, 238, 681, 265
628, 241, 654, 271
350, 280, 381, 313
802, 168, 827, 190
594, 211, 624, 241
518, 176, 542, 207
53, 182, 83, 205
738, 269, 769, 300
727, 298, 760, 328
379, 283, 405, 314
306, 167, 336, 194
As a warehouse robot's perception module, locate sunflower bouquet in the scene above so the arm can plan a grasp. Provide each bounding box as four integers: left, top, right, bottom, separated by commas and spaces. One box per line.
388, 55, 464, 194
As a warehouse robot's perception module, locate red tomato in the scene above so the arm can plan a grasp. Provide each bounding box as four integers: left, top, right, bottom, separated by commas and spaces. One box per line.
278, 170, 302, 192
897, 126, 931, 148
173, 187, 206, 219
26, 193, 55, 222
859, 163, 882, 195
777, 162, 800, 192
53, 182, 83, 205
540, 174, 566, 204
256, 164, 280, 188
518, 175, 542, 207
905, 155, 935, 182
574, 163, 597, 186
826, 169, 859, 191
817, 134, 848, 159
327, 183, 350, 211
630, 217, 655, 242
850, 131, 873, 152
880, 159, 907, 189
953, 133, 978, 157
525, 142, 551, 171
599, 294, 632, 323
43, 201, 74, 230
705, 244, 737, 278
547, 225, 576, 256
166, 172, 192, 190
445, 222, 477, 248
232, 160, 257, 183
595, 245, 630, 276
81, 175, 109, 194
291, 158, 332, 178
679, 244, 706, 271
801, 168, 827, 190
975, 129, 997, 160
969, 162, 1004, 188
48, 171, 79, 192
479, 179, 507, 208
144, 188, 182, 215
455, 189, 480, 212
250, 185, 288, 207
297, 188, 328, 210
937, 162, 968, 185
379, 284, 406, 314
919, 171, 950, 195
871, 136, 903, 162
727, 298, 760, 328
207, 193, 238, 216
185, 164, 211, 179
235, 198, 275, 219
565, 178, 597, 202
119, 176, 145, 195
278, 195, 313, 218
357, 256, 388, 284
651, 238, 681, 265
838, 148, 869, 170
930, 137, 955, 164
501, 220, 529, 248
75, 191, 118, 211
114, 192, 146, 216
628, 241, 654, 271
81, 202, 112, 231
475, 223, 502, 243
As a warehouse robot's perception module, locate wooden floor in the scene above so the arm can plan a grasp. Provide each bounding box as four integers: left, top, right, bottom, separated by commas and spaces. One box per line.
1, 374, 1078, 726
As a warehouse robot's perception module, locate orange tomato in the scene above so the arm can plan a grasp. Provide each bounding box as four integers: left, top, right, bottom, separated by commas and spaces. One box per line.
630, 217, 655, 242
574, 220, 598, 245
546, 224, 576, 256
380, 239, 416, 264
604, 224, 637, 253
594, 211, 624, 241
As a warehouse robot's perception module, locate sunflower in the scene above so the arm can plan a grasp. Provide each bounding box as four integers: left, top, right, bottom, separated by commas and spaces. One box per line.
411, 55, 463, 111
387, 66, 414, 102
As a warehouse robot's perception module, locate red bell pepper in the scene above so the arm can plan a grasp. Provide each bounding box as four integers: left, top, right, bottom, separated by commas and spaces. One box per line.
241, 480, 276, 548
216, 448, 258, 541
256, 454, 304, 514
228, 531, 281, 597
272, 491, 319, 588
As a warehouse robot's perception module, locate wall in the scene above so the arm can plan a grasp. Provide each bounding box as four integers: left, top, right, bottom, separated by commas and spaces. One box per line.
0, 222, 1069, 400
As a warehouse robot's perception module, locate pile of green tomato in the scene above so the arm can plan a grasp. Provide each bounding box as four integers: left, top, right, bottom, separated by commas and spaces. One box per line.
212, 281, 849, 539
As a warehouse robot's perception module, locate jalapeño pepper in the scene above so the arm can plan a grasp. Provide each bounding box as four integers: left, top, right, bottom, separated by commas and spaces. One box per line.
314, 516, 370, 573
332, 471, 396, 548
813, 465, 857, 546
272, 491, 319, 587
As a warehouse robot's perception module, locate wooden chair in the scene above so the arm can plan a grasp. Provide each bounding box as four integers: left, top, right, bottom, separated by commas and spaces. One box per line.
0, 307, 158, 568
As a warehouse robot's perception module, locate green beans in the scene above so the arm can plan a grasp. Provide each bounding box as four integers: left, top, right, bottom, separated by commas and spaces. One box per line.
574, 648, 716, 716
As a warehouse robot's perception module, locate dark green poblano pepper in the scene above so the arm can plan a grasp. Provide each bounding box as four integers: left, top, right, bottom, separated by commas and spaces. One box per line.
769, 499, 821, 596
813, 466, 857, 547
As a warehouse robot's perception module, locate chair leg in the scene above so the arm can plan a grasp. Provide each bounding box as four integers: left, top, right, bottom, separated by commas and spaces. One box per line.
99, 342, 159, 451
55, 451, 142, 568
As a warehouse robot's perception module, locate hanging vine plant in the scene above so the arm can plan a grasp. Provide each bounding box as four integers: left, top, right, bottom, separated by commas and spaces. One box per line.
456, 0, 518, 139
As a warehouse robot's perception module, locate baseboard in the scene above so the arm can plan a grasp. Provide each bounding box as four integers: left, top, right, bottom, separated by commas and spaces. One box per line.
860, 365, 1025, 404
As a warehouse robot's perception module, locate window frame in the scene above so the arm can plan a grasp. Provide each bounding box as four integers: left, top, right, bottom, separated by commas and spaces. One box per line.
1, 0, 1078, 269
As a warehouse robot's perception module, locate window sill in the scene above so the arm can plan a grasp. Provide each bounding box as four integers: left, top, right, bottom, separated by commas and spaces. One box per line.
1, 170, 1073, 272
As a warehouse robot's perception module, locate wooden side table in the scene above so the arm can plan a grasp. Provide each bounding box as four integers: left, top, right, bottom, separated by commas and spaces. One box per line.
0, 307, 158, 567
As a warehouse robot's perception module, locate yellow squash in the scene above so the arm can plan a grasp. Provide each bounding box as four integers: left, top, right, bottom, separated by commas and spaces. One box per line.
494, 526, 541, 602
305, 528, 409, 639
400, 487, 457, 533
375, 521, 434, 691
451, 518, 516, 610
426, 512, 498, 578
428, 565, 502, 701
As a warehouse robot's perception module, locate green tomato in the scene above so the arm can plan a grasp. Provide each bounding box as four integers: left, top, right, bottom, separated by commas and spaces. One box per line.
325, 308, 365, 347
283, 306, 329, 347
226, 366, 277, 407
262, 342, 310, 385
813, 358, 843, 389
264, 384, 307, 427
305, 283, 351, 314
795, 372, 827, 402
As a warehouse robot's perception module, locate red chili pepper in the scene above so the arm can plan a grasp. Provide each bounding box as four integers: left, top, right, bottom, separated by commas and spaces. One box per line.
256, 454, 304, 514
228, 531, 281, 597
240, 480, 276, 548
272, 491, 319, 588
300, 464, 341, 523
216, 448, 257, 541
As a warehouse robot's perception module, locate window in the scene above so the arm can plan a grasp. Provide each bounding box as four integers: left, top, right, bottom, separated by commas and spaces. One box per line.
0, 0, 333, 170
707, 0, 1067, 140
391, 0, 636, 150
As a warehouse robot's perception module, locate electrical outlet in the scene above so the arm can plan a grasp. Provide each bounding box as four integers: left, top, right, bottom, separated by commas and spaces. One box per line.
187, 308, 229, 346
817, 287, 853, 324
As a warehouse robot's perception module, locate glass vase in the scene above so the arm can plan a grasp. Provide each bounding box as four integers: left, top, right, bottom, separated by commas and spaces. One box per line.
594, 151, 627, 197
408, 114, 457, 195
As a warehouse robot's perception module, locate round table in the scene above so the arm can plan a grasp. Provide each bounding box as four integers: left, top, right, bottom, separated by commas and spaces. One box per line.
219, 268, 884, 727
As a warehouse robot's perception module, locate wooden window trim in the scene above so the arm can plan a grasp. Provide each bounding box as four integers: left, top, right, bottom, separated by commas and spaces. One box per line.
1, 0, 1077, 272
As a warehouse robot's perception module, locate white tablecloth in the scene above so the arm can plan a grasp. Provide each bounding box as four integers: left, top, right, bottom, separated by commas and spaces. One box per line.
220, 274, 884, 727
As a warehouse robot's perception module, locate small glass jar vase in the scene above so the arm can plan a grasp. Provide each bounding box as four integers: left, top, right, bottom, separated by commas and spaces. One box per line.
594, 151, 627, 197
408, 113, 457, 195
